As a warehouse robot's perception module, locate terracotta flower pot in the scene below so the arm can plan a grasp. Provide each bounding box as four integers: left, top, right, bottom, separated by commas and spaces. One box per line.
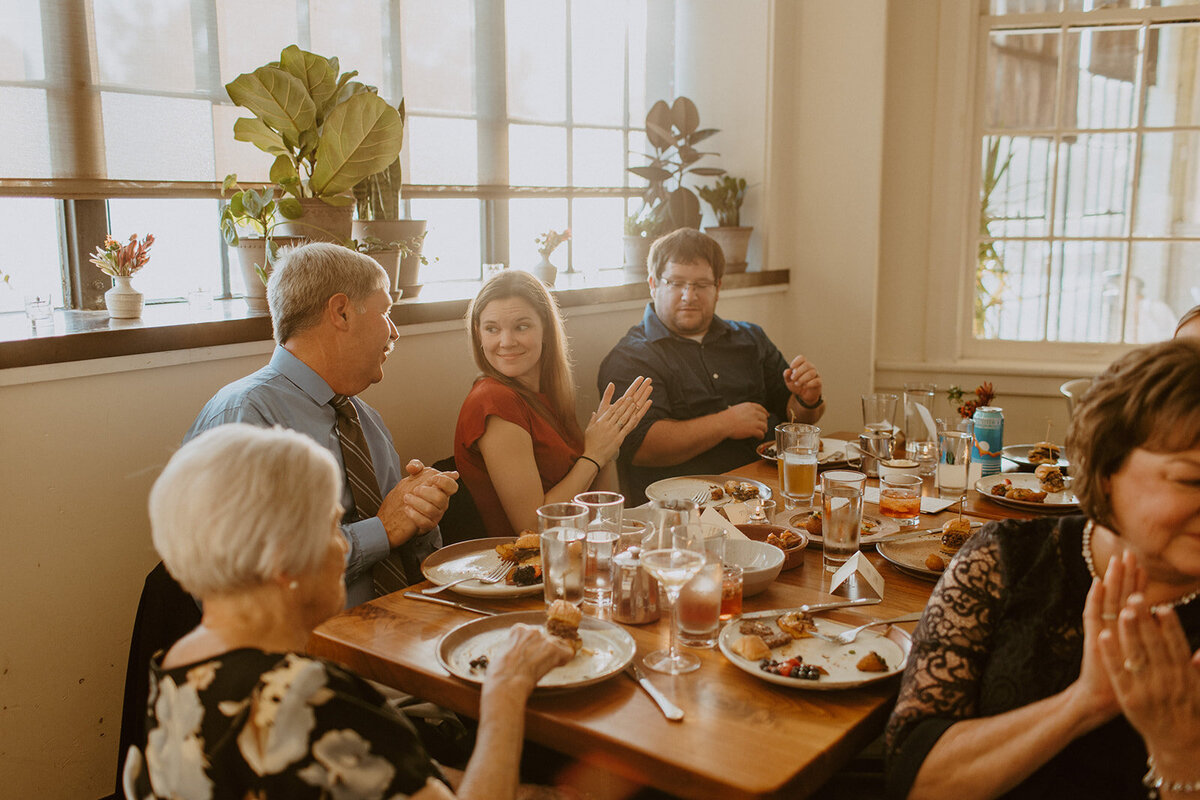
705, 226, 753, 273
623, 235, 653, 281
353, 219, 428, 298
277, 197, 354, 244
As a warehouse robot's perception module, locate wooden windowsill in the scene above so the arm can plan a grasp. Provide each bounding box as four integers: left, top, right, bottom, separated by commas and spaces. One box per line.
0, 270, 789, 369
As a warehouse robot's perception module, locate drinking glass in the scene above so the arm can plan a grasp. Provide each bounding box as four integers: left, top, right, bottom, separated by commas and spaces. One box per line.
537, 502, 587, 606
775, 423, 820, 510
671, 523, 726, 649
821, 470, 867, 573
861, 392, 899, 435
23, 293, 53, 330
649, 498, 698, 542
720, 565, 744, 622
617, 518, 654, 553
879, 473, 922, 527
574, 491, 624, 609
936, 422, 979, 498
904, 383, 938, 476
640, 531, 706, 675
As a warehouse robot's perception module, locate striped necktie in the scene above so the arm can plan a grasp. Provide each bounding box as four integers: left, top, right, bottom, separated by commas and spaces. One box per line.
330, 395, 408, 595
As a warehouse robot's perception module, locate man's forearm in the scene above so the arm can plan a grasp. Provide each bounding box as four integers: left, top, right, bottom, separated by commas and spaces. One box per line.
632, 414, 730, 467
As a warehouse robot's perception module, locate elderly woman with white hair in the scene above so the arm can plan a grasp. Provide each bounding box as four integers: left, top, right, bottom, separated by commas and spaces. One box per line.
124, 423, 572, 800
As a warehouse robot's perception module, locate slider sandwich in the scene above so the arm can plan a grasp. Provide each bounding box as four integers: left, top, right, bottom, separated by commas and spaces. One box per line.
545, 600, 583, 656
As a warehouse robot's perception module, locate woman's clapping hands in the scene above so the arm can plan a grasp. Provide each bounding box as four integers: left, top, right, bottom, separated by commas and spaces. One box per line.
582, 378, 653, 467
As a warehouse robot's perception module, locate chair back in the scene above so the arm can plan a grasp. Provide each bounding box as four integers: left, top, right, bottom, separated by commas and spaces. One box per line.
431, 456, 487, 545
115, 562, 201, 797
1059, 377, 1094, 421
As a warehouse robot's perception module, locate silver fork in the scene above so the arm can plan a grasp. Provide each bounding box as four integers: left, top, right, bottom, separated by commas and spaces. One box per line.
811, 611, 924, 646
422, 560, 510, 595
690, 487, 711, 506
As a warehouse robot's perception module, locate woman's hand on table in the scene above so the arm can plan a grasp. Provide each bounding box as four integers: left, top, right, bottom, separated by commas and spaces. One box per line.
1098, 594, 1200, 784
583, 378, 653, 467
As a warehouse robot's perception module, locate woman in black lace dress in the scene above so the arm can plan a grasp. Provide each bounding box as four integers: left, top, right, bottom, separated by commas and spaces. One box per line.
886, 339, 1200, 800
123, 424, 574, 800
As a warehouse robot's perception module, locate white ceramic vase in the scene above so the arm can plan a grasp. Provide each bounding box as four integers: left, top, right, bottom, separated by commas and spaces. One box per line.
532, 254, 557, 286
105, 275, 144, 319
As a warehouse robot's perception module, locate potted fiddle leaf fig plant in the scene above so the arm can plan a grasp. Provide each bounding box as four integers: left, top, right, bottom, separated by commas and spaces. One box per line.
350, 100, 429, 299
698, 175, 752, 272
225, 45, 405, 245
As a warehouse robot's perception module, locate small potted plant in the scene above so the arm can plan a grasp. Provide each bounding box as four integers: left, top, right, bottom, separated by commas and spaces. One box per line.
698, 175, 752, 272
532, 228, 570, 286
623, 209, 661, 279
225, 45, 405, 244
219, 174, 298, 311
89, 233, 154, 319
350, 101, 430, 298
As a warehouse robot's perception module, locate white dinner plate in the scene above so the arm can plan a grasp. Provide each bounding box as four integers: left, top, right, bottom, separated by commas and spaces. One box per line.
786, 510, 900, 546
875, 522, 984, 581
719, 615, 912, 690
644, 475, 772, 508
975, 473, 1079, 512
1002, 444, 1070, 472
421, 537, 543, 598
437, 611, 635, 690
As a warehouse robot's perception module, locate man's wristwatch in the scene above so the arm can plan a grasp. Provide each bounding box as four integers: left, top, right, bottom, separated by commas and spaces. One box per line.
795, 394, 824, 410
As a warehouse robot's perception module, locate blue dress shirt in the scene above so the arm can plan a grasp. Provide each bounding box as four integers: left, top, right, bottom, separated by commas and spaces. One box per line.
597, 303, 792, 503
184, 347, 440, 607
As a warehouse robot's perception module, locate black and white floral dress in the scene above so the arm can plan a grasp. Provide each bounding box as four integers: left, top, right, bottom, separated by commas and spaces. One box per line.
125, 648, 450, 800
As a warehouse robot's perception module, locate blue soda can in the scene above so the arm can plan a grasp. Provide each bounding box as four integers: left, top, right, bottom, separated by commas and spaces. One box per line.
972, 406, 1004, 476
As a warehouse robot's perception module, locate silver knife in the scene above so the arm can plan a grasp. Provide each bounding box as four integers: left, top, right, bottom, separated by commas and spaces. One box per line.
739, 597, 880, 622
402, 591, 497, 616
875, 529, 945, 546
626, 660, 684, 721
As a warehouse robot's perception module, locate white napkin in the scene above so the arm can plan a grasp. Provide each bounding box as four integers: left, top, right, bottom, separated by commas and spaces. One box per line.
863, 486, 957, 514
700, 506, 749, 539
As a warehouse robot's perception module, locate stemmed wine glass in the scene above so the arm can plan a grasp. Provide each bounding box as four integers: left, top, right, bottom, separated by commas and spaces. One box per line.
640, 527, 706, 675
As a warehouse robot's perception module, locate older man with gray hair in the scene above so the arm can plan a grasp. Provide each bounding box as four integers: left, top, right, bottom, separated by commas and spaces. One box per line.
185, 243, 457, 606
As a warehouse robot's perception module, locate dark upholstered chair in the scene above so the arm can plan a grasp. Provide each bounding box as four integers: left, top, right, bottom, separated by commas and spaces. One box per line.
432, 456, 487, 545
114, 561, 201, 797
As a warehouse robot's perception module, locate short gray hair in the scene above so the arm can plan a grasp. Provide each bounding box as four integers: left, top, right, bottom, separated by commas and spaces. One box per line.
268, 242, 389, 344
149, 424, 342, 597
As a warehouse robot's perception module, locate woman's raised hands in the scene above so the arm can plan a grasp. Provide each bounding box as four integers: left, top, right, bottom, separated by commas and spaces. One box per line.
583, 377, 653, 467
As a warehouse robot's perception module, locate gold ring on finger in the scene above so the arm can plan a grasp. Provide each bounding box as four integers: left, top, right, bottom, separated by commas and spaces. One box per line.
1123, 657, 1147, 674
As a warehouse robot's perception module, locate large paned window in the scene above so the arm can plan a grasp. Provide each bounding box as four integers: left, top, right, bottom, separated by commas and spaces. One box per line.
976, 0, 1200, 346
0, 0, 669, 314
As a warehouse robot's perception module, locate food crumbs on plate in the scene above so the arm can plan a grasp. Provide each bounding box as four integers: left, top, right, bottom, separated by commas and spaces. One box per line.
468, 655, 489, 673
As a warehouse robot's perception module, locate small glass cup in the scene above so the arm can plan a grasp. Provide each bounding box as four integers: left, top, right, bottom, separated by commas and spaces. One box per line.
648, 498, 698, 545
748, 498, 777, 524
879, 473, 922, 527
672, 523, 726, 649
821, 470, 867, 573
720, 564, 744, 622
537, 502, 587, 606
23, 293, 53, 330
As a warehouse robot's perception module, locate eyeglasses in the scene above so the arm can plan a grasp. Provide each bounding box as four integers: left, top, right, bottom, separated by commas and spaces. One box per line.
660, 278, 717, 295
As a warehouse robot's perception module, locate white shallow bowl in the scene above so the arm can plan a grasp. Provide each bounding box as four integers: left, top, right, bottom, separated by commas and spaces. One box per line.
724, 539, 785, 597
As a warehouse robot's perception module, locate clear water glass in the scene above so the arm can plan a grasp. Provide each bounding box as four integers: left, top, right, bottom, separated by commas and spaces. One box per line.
775, 423, 820, 510
821, 470, 867, 573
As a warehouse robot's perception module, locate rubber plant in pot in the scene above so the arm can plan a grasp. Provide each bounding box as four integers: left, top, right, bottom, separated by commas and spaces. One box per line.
625, 96, 724, 276
350, 101, 429, 299
698, 175, 751, 273
225, 45, 404, 245
89, 233, 154, 319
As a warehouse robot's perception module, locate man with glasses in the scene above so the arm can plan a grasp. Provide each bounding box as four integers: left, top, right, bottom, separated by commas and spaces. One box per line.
598, 228, 824, 503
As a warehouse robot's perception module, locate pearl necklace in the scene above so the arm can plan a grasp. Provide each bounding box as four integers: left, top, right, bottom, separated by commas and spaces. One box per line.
1081, 520, 1200, 613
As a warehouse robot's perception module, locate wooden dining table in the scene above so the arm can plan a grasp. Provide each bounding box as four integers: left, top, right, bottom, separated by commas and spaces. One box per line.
309, 434, 1046, 799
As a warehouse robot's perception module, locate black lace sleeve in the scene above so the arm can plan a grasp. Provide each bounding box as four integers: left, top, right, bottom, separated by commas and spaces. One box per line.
884, 529, 1007, 798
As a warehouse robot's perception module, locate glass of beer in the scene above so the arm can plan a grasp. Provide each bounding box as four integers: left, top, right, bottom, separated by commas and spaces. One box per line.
879, 473, 922, 527
776, 423, 820, 510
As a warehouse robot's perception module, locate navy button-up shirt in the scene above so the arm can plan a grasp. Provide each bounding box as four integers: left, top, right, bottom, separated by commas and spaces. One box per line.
597, 303, 792, 503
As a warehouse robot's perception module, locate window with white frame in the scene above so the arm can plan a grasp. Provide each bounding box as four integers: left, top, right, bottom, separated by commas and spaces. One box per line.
976, 0, 1200, 346
0, 0, 670, 314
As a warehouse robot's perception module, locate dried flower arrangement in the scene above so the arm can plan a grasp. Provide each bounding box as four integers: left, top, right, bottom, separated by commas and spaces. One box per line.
89, 234, 155, 277
946, 382, 996, 420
